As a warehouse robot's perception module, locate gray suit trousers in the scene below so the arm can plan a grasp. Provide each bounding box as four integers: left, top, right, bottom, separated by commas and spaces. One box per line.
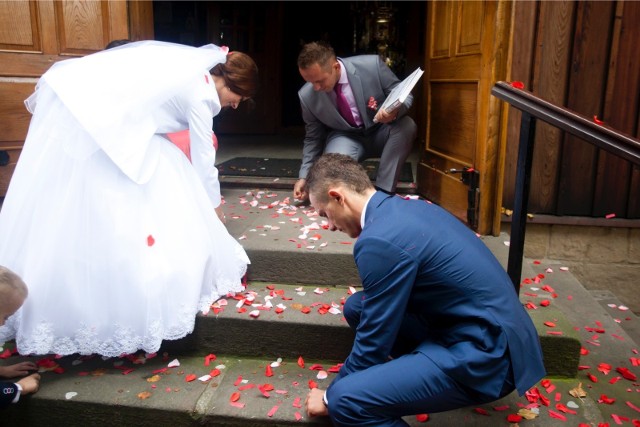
324, 116, 416, 192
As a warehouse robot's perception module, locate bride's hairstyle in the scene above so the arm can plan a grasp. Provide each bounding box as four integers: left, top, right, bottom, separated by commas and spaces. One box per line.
210, 51, 259, 99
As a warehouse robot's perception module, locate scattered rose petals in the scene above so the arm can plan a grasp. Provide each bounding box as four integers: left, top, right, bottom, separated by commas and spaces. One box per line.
267, 405, 279, 417
507, 414, 522, 423
518, 408, 538, 420
204, 354, 217, 366
147, 235, 155, 246
598, 394, 616, 404
569, 383, 587, 398
65, 392, 78, 400
230, 392, 241, 402
168, 359, 180, 368
416, 414, 429, 422
548, 409, 567, 421
616, 367, 637, 381
138, 391, 152, 400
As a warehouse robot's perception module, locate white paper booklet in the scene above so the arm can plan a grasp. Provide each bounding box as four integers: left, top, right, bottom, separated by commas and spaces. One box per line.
379, 67, 424, 114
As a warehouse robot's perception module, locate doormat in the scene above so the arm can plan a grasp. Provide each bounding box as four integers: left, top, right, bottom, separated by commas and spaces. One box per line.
217, 157, 414, 182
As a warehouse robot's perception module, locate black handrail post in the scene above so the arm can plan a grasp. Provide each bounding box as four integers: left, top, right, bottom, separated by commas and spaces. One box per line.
507, 112, 537, 293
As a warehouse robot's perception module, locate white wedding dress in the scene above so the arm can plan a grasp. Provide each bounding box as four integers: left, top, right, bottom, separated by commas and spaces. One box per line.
0, 41, 249, 357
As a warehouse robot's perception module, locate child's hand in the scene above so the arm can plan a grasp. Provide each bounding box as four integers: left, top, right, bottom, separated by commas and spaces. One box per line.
0, 361, 38, 378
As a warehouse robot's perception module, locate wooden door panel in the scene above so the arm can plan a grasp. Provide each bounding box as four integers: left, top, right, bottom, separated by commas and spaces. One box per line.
417, 0, 511, 234
421, 166, 469, 222
429, 82, 477, 164
0, 0, 40, 50
0, 0, 139, 198
0, 80, 36, 141
457, 1, 484, 55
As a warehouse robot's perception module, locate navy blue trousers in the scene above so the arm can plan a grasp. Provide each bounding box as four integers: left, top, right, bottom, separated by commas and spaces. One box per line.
326, 291, 515, 426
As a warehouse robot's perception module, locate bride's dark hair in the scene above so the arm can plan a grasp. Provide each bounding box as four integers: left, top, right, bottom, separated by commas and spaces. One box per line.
210, 52, 259, 99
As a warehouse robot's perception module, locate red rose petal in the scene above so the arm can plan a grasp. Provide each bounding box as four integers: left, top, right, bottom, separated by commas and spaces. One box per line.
147, 235, 155, 246
297, 356, 305, 368
230, 392, 241, 402
293, 397, 302, 408
507, 414, 522, 423
548, 409, 567, 421
474, 408, 490, 416
626, 401, 640, 413
416, 414, 429, 422
616, 367, 637, 381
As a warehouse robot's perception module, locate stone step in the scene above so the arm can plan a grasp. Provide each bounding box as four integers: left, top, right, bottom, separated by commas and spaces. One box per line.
6, 187, 638, 425
0, 337, 620, 427
221, 188, 361, 286
159, 282, 581, 379
162, 282, 354, 362
2, 275, 636, 426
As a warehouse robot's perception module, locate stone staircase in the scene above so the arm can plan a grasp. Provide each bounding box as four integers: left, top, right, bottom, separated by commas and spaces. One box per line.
2, 187, 639, 426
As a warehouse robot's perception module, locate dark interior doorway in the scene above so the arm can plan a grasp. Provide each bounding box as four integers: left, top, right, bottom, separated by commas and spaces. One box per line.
152, 1, 422, 133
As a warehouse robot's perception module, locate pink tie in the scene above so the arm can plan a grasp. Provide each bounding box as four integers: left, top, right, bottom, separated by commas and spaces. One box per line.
334, 83, 357, 127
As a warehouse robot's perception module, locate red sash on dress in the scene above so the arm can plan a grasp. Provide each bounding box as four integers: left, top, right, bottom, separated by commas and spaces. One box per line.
166, 129, 218, 162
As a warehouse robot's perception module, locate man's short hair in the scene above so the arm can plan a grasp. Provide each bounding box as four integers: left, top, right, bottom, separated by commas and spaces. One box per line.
297, 41, 335, 71
305, 153, 374, 203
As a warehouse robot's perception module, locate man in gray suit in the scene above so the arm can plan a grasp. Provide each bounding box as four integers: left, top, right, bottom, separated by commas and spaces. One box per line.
293, 42, 417, 202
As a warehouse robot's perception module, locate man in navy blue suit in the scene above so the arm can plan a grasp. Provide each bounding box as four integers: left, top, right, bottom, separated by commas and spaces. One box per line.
303, 154, 546, 426
0, 266, 41, 409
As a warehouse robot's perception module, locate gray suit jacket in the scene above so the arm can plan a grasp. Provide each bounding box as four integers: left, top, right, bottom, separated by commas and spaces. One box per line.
297, 55, 413, 179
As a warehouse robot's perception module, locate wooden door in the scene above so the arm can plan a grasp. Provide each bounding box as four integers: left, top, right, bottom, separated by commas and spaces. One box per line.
0, 0, 152, 197
416, 0, 512, 235
206, 2, 281, 135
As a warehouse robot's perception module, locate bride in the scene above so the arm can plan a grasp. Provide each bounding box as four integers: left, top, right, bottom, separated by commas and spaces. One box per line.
0, 40, 258, 357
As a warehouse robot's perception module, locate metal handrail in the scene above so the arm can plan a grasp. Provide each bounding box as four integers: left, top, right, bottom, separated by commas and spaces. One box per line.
491, 81, 640, 293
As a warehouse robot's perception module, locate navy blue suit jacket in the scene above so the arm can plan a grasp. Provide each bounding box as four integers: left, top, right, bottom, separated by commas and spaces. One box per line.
334, 192, 545, 397
1, 381, 19, 409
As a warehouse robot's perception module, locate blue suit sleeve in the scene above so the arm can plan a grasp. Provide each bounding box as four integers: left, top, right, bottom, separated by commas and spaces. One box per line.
334, 235, 418, 380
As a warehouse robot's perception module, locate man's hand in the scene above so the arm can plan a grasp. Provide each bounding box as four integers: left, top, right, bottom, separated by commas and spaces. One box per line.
373, 108, 398, 124
293, 178, 308, 202
306, 388, 329, 417
0, 361, 38, 378
16, 373, 41, 396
